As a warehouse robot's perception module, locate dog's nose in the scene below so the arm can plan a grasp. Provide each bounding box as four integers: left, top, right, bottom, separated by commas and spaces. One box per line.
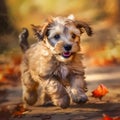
64, 44, 72, 51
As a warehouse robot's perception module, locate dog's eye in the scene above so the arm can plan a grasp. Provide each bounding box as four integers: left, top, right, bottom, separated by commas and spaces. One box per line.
71, 33, 76, 39
54, 34, 60, 40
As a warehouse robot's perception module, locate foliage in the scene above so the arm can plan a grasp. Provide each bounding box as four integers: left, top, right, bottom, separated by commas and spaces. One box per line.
101, 114, 120, 120
92, 84, 109, 100
0, 53, 21, 86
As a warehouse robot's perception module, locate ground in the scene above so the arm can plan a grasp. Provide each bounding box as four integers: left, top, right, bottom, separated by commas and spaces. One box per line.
0, 65, 120, 120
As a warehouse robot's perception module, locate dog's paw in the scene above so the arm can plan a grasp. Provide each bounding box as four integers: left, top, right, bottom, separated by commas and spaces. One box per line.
70, 89, 88, 104
23, 91, 38, 106
72, 94, 88, 104
58, 95, 70, 109
53, 94, 70, 109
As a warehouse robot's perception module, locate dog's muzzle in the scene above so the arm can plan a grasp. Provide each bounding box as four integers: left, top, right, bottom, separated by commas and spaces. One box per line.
62, 44, 72, 58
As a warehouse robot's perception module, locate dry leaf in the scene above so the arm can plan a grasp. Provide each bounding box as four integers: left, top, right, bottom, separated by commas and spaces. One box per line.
92, 84, 109, 100
12, 103, 30, 118
0, 55, 21, 86
102, 114, 113, 120
102, 114, 120, 120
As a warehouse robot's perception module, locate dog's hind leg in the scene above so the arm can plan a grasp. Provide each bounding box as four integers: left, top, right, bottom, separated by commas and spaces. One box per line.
45, 79, 70, 109
19, 28, 29, 52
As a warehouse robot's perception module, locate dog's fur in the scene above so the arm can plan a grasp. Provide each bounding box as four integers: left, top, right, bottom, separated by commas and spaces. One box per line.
19, 15, 92, 108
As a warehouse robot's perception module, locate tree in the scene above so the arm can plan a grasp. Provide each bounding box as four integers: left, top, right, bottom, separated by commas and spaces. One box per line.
0, 0, 15, 35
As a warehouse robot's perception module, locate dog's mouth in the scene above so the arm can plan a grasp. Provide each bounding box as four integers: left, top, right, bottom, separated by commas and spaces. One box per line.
62, 52, 72, 58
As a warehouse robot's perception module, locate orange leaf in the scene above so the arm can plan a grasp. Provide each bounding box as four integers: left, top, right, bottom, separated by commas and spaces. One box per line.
12, 111, 23, 117
113, 117, 120, 120
12, 103, 29, 117
102, 114, 113, 120
0, 74, 10, 84
92, 84, 109, 100
102, 114, 120, 120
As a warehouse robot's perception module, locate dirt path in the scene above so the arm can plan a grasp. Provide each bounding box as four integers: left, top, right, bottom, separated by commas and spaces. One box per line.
0, 66, 120, 120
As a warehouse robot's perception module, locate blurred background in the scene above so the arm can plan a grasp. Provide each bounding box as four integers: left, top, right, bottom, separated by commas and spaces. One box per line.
0, 1, 120, 119
0, 0, 120, 85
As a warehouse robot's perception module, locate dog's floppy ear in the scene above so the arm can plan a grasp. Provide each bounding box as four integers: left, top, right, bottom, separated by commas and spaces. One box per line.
31, 17, 54, 41
31, 24, 42, 41
74, 20, 93, 36
31, 22, 50, 41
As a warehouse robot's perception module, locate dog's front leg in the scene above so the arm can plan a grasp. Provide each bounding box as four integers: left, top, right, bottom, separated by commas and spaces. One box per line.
21, 60, 39, 107
22, 72, 39, 107
69, 75, 88, 104
45, 78, 70, 108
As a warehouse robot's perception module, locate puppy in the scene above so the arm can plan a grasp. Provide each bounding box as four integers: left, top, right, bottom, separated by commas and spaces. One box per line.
19, 15, 92, 108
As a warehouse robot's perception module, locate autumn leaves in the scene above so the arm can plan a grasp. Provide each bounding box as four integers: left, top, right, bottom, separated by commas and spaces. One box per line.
92, 84, 109, 100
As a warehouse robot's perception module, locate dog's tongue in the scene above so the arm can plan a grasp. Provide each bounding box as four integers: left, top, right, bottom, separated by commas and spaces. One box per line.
63, 52, 71, 57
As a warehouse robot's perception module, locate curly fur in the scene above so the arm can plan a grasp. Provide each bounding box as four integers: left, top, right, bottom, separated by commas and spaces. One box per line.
19, 15, 92, 108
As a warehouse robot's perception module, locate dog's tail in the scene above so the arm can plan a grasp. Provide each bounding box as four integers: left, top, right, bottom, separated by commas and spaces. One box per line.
19, 28, 29, 53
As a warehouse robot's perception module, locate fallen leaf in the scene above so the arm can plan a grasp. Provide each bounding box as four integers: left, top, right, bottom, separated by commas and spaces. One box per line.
92, 84, 109, 100
12, 103, 30, 118
102, 114, 113, 120
114, 117, 120, 120
101, 114, 120, 120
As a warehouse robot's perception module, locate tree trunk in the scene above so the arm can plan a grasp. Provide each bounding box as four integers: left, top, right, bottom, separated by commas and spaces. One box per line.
0, 0, 15, 35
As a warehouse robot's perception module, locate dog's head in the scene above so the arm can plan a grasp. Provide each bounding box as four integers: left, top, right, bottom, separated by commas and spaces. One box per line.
31, 15, 92, 62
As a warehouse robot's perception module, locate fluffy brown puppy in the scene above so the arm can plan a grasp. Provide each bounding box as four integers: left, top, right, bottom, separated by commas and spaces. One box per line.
19, 15, 92, 109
